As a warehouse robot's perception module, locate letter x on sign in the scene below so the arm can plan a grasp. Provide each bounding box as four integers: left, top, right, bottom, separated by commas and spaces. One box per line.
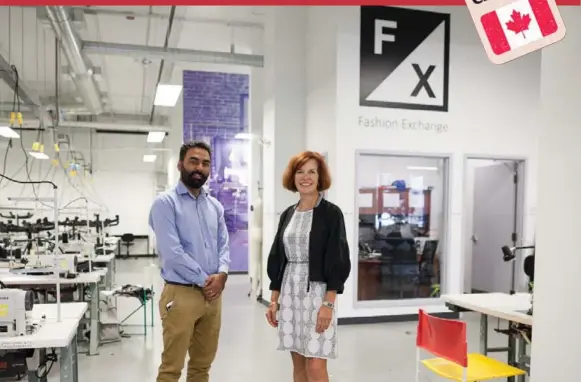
411, 64, 436, 98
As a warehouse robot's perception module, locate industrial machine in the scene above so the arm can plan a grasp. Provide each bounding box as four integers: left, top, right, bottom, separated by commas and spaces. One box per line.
0, 289, 41, 379
0, 289, 35, 337
11, 254, 79, 277
60, 240, 85, 254
499, 244, 534, 374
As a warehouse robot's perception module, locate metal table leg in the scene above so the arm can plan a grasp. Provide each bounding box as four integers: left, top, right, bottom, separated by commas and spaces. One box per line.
72, 335, 79, 382
113, 259, 118, 311
517, 336, 528, 382
479, 314, 511, 355
27, 348, 47, 382
89, 282, 100, 355
59, 334, 77, 382
151, 284, 155, 328
76, 285, 86, 343
143, 289, 147, 336
480, 314, 488, 355
507, 321, 517, 382
104, 265, 112, 290
111, 258, 116, 288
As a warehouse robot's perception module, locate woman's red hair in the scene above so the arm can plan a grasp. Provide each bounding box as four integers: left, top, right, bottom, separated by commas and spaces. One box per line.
282, 151, 332, 192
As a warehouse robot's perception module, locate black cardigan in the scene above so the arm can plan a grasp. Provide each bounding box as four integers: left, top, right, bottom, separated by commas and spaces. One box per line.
267, 198, 351, 294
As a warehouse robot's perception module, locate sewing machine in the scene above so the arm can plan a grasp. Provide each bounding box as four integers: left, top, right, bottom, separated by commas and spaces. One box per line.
60, 240, 85, 254
17, 254, 79, 276
0, 289, 35, 337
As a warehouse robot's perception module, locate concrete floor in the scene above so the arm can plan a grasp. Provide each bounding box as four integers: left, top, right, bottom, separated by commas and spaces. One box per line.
44, 258, 520, 382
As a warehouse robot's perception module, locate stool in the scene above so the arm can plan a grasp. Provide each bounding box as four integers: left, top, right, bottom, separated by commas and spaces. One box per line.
120, 233, 135, 258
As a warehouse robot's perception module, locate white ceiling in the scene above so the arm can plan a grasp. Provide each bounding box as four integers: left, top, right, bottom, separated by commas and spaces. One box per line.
0, 6, 263, 127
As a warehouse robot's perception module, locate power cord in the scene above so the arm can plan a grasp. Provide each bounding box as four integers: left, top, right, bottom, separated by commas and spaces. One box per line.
0, 139, 12, 188
34, 348, 58, 379
9, 65, 53, 209
0, 172, 57, 190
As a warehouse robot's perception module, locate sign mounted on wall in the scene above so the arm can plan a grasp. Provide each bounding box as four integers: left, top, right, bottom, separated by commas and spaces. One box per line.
359, 6, 450, 112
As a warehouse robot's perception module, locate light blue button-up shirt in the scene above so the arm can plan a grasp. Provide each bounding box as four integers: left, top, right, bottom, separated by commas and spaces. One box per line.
149, 181, 230, 287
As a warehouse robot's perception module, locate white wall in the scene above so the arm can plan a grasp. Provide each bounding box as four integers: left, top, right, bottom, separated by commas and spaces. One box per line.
529, 8, 581, 381
333, 6, 540, 318
259, 7, 308, 303
0, 129, 159, 254
258, 6, 540, 317
304, 7, 339, 202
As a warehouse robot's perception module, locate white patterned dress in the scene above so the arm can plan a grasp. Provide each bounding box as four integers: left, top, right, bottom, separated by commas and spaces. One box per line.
277, 209, 338, 359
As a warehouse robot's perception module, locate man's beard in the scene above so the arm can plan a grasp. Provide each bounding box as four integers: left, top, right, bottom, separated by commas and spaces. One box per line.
181, 169, 208, 189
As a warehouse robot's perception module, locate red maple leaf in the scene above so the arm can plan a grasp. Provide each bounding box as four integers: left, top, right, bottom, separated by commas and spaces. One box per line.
505, 10, 532, 39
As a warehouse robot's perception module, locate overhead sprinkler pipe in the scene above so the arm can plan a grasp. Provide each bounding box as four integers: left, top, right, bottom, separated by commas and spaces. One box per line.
46, 6, 103, 115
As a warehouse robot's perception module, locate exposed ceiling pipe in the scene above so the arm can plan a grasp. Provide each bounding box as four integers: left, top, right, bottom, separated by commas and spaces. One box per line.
68, 6, 264, 29
0, 120, 170, 134
59, 121, 170, 133
83, 41, 264, 68
45, 6, 104, 115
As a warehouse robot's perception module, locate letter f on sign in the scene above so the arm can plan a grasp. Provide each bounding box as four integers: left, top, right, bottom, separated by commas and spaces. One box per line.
374, 20, 397, 55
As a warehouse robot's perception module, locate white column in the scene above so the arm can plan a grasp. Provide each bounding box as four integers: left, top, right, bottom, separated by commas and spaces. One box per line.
249, 32, 265, 297
261, 6, 307, 301
305, 7, 340, 202
530, 8, 581, 381
165, 71, 184, 189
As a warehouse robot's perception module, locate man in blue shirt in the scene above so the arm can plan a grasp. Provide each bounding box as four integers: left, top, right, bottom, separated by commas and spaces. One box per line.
149, 141, 230, 382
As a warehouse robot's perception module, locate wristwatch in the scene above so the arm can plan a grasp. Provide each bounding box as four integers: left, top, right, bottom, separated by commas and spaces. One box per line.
322, 300, 335, 309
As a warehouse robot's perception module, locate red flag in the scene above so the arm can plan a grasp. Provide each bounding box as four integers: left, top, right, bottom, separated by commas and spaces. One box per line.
481, 0, 560, 55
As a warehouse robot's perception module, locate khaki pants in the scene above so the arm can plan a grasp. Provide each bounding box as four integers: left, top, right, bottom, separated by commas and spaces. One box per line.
157, 283, 222, 382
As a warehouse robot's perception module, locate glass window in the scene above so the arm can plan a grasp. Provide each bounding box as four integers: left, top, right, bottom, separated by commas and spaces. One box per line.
356, 154, 448, 301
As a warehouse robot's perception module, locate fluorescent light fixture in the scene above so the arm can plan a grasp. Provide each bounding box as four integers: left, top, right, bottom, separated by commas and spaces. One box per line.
143, 154, 157, 162
153, 84, 182, 107
29, 151, 49, 160
0, 126, 20, 139
147, 131, 166, 143
235, 133, 252, 140
407, 166, 438, 171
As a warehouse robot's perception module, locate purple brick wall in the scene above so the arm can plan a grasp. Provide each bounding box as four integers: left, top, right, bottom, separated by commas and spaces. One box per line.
183, 71, 249, 141
183, 70, 250, 273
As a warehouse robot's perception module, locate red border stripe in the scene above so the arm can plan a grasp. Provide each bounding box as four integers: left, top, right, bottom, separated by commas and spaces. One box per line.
480, 10, 511, 55
0, 0, 578, 5
530, 0, 560, 36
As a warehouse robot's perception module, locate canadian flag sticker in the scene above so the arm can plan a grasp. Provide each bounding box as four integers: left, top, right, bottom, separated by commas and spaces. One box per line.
466, 0, 566, 64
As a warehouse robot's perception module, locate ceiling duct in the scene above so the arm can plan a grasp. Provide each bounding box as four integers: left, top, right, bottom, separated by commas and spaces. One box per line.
45, 6, 104, 115
59, 121, 170, 133
82, 41, 264, 68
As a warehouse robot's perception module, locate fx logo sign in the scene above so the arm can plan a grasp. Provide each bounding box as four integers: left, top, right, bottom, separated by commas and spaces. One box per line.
359, 6, 451, 112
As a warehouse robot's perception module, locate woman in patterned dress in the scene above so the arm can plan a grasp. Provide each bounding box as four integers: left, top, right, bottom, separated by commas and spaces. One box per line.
265, 151, 351, 382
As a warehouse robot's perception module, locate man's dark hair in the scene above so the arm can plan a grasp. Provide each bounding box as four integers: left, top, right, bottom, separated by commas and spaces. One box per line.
179, 141, 212, 161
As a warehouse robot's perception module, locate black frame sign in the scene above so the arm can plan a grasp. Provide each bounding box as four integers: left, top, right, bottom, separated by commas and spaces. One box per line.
359, 6, 451, 112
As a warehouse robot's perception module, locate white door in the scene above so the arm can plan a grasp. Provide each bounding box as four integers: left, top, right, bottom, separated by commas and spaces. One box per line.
471, 163, 517, 293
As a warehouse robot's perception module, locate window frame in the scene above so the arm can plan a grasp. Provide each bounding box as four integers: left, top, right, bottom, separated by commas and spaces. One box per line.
353, 150, 452, 309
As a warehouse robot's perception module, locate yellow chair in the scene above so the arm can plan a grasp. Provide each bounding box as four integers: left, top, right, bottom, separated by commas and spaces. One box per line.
415, 309, 526, 381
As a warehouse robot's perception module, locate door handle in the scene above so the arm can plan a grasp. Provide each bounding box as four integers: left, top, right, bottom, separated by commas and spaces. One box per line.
471, 235, 478, 244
